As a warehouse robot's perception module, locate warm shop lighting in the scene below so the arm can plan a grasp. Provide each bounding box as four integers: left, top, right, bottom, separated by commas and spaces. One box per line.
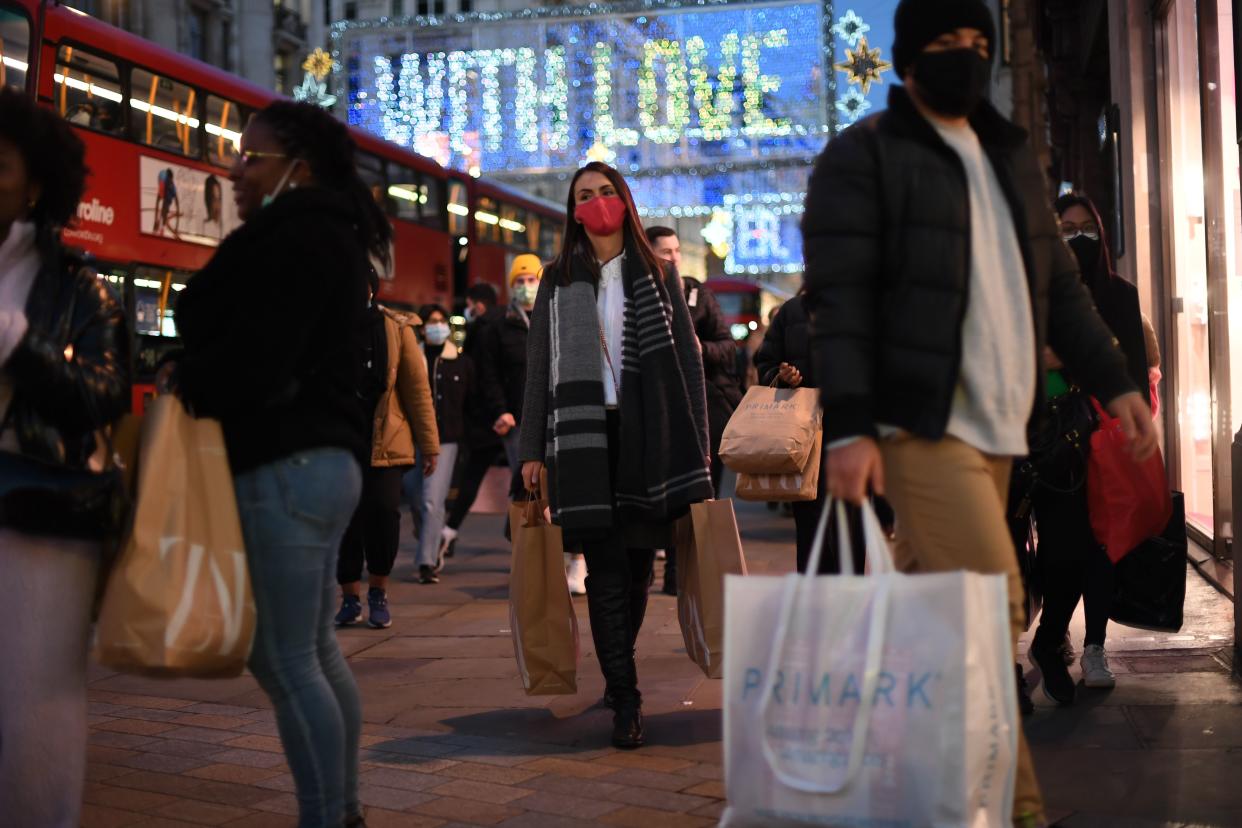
498, 219, 526, 233
475, 210, 500, 225
447, 203, 470, 216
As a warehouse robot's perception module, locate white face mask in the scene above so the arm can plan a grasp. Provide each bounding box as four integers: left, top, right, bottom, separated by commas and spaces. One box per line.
513, 282, 539, 308
260, 160, 300, 209
424, 322, 451, 345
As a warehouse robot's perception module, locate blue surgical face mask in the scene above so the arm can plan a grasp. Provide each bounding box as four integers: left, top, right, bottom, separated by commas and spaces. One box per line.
424, 323, 451, 346
464, 306, 477, 322
260, 160, 300, 209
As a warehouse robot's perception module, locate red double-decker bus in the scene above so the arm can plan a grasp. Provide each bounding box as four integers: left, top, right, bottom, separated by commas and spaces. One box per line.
0, 0, 563, 410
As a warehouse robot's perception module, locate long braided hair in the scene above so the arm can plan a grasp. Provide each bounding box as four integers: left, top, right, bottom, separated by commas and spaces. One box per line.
251, 101, 392, 272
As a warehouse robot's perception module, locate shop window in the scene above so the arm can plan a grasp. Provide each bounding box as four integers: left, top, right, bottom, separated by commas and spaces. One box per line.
205, 95, 243, 168
0, 8, 29, 93
475, 196, 501, 244
131, 68, 201, 156
55, 46, 124, 134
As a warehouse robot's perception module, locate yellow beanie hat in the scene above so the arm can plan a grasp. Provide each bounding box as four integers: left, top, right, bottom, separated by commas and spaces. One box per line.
509, 254, 543, 285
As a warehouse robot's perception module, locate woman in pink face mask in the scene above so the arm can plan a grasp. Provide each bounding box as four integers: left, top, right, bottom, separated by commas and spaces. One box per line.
516, 163, 713, 749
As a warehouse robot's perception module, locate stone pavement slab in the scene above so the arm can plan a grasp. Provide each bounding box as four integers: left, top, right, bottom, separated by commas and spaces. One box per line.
79, 500, 1240, 826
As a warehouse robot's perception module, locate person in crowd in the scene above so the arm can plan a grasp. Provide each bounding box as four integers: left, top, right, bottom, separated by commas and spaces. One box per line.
1018, 193, 1155, 703
170, 100, 387, 828
336, 293, 438, 628
410, 304, 474, 584
645, 225, 740, 594
439, 281, 505, 554
753, 290, 867, 576
519, 162, 713, 749
802, 3, 1158, 826
0, 89, 130, 827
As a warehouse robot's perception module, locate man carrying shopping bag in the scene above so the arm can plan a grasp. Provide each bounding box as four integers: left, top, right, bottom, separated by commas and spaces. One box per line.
802, 1, 1158, 825
724, 501, 1019, 826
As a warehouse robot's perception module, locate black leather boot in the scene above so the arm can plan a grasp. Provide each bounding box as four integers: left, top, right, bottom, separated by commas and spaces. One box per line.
612, 705, 645, 749
586, 562, 640, 713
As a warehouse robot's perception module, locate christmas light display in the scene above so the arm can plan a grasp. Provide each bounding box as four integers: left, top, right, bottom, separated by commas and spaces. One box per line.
333, 0, 899, 276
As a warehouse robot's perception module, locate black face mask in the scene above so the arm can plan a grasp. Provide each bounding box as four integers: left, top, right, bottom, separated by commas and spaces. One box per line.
911, 49, 992, 117
1067, 235, 1101, 276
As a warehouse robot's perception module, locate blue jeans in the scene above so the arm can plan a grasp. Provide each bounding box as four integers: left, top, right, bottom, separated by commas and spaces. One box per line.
234, 449, 363, 828
407, 442, 459, 566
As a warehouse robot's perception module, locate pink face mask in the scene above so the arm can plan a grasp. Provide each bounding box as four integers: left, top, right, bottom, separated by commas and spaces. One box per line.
575, 195, 627, 236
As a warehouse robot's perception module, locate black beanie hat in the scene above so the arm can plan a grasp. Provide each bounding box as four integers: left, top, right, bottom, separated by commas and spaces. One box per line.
892, 0, 997, 78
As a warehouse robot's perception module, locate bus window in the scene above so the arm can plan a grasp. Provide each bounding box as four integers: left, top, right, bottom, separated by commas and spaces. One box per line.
447, 179, 468, 237
539, 220, 559, 261
132, 267, 190, 378
475, 196, 501, 244
357, 153, 386, 207
387, 167, 429, 223
205, 94, 243, 168
421, 176, 445, 231
55, 46, 124, 134
130, 68, 201, 156
499, 204, 529, 249
0, 7, 29, 93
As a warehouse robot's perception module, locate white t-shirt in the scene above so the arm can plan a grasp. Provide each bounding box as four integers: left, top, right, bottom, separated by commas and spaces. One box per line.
597, 254, 625, 407
0, 221, 39, 451
932, 119, 1036, 457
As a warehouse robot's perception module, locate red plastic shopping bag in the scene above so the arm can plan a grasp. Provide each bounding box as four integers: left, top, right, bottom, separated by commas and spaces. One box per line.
1087, 399, 1172, 563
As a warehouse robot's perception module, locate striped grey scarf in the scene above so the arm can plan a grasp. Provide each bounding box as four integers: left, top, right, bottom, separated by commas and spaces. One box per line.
543, 246, 713, 542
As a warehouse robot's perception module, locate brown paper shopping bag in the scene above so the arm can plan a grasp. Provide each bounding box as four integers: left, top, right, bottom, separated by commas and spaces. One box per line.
96, 396, 255, 677
674, 499, 748, 678
508, 497, 579, 695
735, 430, 823, 502
719, 385, 821, 474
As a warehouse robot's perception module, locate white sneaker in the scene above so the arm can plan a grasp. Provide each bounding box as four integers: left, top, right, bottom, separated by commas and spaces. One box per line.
1080, 644, 1116, 689
434, 527, 456, 574
566, 553, 587, 596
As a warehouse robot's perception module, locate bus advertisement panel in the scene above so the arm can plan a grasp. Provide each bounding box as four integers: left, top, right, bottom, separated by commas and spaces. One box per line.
139, 156, 240, 246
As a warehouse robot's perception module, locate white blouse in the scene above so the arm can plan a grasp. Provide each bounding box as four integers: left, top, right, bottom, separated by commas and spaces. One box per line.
597, 254, 625, 406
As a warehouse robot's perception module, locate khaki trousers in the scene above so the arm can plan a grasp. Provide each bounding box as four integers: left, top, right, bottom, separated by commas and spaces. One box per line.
879, 435, 1045, 824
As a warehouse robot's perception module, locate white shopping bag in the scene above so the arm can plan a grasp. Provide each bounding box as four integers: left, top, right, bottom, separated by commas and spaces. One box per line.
722, 501, 1018, 828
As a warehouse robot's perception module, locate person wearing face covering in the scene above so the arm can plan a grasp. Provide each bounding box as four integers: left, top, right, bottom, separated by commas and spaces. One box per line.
518, 162, 713, 750
410, 304, 475, 584
335, 288, 438, 629
801, 3, 1159, 826
1012, 193, 1152, 706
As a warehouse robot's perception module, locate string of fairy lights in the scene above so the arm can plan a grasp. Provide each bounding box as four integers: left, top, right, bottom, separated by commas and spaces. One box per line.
332, 0, 898, 275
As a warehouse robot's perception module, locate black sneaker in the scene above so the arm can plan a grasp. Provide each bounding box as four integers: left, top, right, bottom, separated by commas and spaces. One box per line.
419, 565, 440, 585
1029, 636, 1076, 706
611, 706, 645, 749
335, 595, 362, 627
1016, 663, 1034, 717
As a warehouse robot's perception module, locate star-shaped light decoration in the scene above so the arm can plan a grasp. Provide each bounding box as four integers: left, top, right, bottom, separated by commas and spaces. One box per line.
834, 87, 872, 123
302, 48, 334, 82
832, 10, 870, 48
833, 36, 892, 96
293, 72, 337, 108
700, 209, 734, 259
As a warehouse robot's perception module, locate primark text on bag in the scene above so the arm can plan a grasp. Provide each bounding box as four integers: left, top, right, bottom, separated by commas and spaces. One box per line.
719, 384, 821, 475
722, 501, 1018, 827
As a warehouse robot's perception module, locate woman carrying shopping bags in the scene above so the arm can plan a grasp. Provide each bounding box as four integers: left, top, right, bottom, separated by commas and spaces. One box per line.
518, 162, 714, 749
410, 304, 473, 584
336, 293, 438, 627
0, 89, 130, 827
168, 101, 383, 828
1021, 193, 1154, 705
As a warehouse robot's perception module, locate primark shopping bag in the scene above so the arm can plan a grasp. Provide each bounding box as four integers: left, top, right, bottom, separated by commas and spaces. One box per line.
719, 384, 821, 475
96, 396, 255, 677
722, 501, 1018, 827
508, 495, 579, 695
673, 499, 748, 678
735, 431, 822, 502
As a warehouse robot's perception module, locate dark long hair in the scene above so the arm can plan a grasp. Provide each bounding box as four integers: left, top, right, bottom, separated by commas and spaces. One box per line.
550, 162, 665, 286
1054, 192, 1115, 286
251, 101, 392, 272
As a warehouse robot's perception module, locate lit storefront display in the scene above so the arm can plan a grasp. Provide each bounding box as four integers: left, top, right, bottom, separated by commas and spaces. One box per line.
332, 1, 900, 277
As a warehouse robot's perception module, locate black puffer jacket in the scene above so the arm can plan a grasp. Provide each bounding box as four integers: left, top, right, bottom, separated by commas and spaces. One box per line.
804, 86, 1136, 443
476, 304, 529, 425
6, 244, 129, 466
754, 295, 813, 389
175, 188, 371, 473
426, 340, 474, 445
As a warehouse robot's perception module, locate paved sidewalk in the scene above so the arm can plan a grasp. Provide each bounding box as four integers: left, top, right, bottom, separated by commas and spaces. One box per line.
80, 498, 1239, 827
